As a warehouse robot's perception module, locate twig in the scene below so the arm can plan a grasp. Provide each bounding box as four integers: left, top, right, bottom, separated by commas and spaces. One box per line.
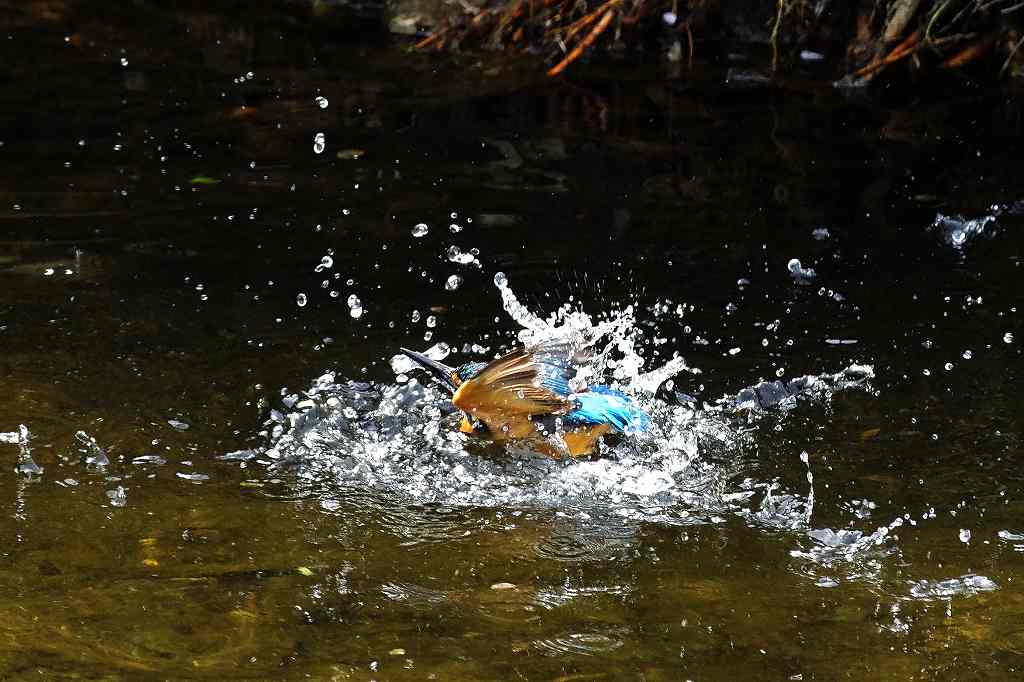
1000, 32, 1024, 75
548, 7, 616, 77
941, 36, 994, 67
415, 26, 450, 49
925, 0, 952, 44
684, 20, 694, 68
563, 0, 624, 44
770, 0, 786, 71
853, 29, 921, 78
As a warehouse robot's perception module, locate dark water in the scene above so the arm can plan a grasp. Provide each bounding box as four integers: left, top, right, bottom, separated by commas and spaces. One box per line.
2, 3, 1023, 679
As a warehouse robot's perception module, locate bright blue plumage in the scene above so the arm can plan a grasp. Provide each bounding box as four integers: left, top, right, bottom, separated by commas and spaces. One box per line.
565, 386, 650, 434
455, 361, 487, 382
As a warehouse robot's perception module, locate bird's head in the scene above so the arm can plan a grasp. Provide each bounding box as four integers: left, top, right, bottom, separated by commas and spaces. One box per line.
400, 348, 486, 394
400, 348, 491, 435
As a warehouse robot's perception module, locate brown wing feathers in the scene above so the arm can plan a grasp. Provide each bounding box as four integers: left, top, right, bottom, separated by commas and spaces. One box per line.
452, 346, 572, 415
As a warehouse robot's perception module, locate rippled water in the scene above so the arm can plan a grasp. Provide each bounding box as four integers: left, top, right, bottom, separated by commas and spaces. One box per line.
1, 2, 1023, 679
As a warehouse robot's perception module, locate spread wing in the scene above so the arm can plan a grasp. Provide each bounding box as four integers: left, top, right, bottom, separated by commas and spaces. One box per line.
452, 341, 587, 417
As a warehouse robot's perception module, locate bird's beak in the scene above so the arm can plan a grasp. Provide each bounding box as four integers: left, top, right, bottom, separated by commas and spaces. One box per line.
400, 347, 460, 393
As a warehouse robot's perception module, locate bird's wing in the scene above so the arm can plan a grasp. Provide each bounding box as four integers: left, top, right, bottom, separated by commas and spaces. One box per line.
530, 339, 591, 397
452, 342, 583, 416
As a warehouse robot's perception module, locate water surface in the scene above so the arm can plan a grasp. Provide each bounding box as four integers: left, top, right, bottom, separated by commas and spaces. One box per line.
1, 4, 1023, 679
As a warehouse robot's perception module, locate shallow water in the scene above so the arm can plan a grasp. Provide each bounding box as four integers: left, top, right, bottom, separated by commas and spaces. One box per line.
1, 3, 1023, 679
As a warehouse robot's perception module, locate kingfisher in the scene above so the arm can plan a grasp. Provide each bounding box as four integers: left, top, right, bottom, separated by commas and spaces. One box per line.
400, 341, 650, 458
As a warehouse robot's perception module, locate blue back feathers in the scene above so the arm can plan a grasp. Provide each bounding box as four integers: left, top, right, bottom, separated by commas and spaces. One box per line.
565, 386, 650, 434
455, 362, 487, 382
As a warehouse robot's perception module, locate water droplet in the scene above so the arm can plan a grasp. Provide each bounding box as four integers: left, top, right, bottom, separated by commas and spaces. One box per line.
411, 223, 429, 238
107, 486, 127, 507
120, 57, 128, 67
347, 294, 363, 318
315, 96, 329, 109
296, 293, 308, 307
446, 245, 476, 264
922, 369, 931, 376
962, 350, 973, 360
43, 268, 54, 276
445, 275, 462, 291
1004, 332, 1014, 344
449, 223, 463, 233
313, 132, 326, 154
787, 258, 816, 281
426, 315, 437, 328
959, 529, 971, 544
411, 309, 421, 322
494, 272, 508, 288
776, 367, 785, 377
314, 255, 333, 272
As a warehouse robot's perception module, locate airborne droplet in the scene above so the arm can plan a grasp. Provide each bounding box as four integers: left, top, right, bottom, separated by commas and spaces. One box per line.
347, 294, 363, 318
314, 255, 333, 273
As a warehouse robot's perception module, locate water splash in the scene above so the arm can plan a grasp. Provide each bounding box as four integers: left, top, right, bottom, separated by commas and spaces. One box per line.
3, 425, 42, 477
907, 574, 998, 601
259, 276, 874, 525
932, 212, 998, 249
75, 430, 109, 469
245, 275, 906, 595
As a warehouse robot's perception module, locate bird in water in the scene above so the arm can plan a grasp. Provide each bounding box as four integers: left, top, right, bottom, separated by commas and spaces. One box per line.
400, 341, 650, 458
